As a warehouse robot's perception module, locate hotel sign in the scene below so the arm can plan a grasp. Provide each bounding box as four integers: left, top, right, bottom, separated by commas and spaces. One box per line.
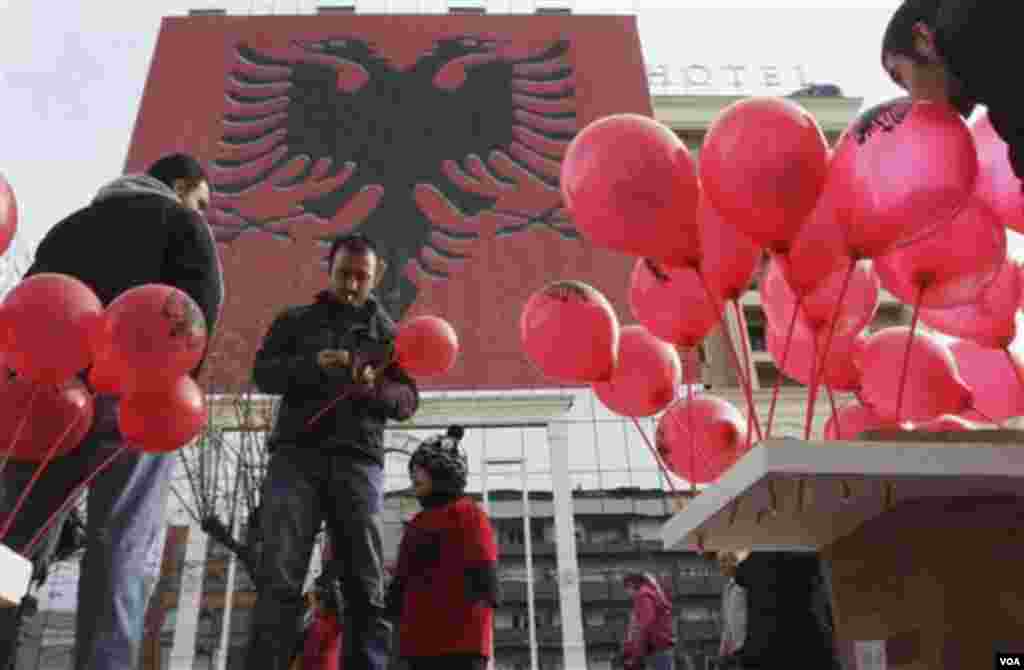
647, 63, 811, 95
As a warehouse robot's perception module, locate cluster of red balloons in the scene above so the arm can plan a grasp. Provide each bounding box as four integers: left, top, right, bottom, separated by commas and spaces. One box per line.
523, 94, 1024, 485
1, 276, 211, 458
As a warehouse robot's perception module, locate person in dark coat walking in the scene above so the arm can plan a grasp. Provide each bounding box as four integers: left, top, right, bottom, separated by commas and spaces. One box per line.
244, 233, 419, 670
0, 153, 223, 670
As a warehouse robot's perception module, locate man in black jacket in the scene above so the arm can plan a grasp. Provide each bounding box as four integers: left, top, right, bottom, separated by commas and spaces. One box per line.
245, 233, 419, 670
881, 0, 1024, 181
0, 153, 223, 670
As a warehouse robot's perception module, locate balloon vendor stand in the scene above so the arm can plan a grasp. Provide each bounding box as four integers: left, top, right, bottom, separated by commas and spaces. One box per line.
661, 430, 1024, 669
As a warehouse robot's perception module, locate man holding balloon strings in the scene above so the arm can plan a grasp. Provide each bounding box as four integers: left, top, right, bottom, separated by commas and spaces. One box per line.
244, 233, 419, 670
0, 153, 223, 670
882, 0, 1024, 182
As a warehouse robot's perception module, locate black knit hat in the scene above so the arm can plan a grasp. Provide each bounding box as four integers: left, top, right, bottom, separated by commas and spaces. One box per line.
409, 425, 468, 495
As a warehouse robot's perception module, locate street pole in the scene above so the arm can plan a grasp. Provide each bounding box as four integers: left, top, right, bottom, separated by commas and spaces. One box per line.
486, 457, 538, 670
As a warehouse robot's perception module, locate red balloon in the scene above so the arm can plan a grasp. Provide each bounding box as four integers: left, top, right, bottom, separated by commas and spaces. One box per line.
950, 339, 1024, 423
700, 97, 829, 252
656, 394, 747, 484
0, 376, 94, 462
775, 184, 851, 296
0, 172, 17, 257
920, 258, 1020, 348
696, 191, 762, 302
858, 327, 972, 423
829, 99, 977, 258
910, 414, 980, 433
767, 326, 866, 392
561, 114, 700, 265
395, 316, 458, 378
592, 325, 681, 417
98, 284, 208, 393
87, 345, 124, 396
824, 403, 893, 440
118, 376, 207, 453
874, 198, 1005, 308
3, 274, 103, 385
520, 281, 619, 383
629, 259, 719, 348
972, 111, 1024, 234
761, 257, 878, 340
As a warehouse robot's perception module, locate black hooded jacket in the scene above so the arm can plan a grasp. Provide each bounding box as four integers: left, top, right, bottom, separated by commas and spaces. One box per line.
933, 1, 1024, 180
253, 291, 419, 465
25, 174, 224, 377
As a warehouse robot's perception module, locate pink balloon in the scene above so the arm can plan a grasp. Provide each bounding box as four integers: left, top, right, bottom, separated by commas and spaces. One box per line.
775, 185, 851, 296
696, 191, 762, 303
767, 326, 865, 392
920, 258, 1020, 348
561, 114, 700, 265
656, 394, 747, 484
858, 327, 972, 423
972, 111, 1024, 234
824, 403, 893, 440
829, 99, 978, 258
629, 259, 720, 348
700, 97, 830, 252
874, 198, 1005, 308
593, 325, 681, 418
950, 339, 1024, 423
520, 281, 619, 383
0, 172, 16, 257
761, 257, 879, 340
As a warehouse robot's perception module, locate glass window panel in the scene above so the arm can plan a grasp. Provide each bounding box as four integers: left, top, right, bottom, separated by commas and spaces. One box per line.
527, 473, 552, 494
484, 427, 523, 461
630, 470, 663, 490
523, 427, 551, 473
601, 469, 631, 490
593, 420, 628, 470
625, 418, 658, 470
567, 422, 598, 470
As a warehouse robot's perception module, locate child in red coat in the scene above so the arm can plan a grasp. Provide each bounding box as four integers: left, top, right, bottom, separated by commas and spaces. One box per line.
385, 426, 500, 670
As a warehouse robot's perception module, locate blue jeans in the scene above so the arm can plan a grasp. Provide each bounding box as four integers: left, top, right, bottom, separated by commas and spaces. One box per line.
648, 648, 676, 670
0, 396, 173, 670
245, 446, 390, 670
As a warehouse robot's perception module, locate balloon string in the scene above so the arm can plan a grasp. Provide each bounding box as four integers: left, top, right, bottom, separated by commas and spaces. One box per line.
766, 294, 803, 439
0, 385, 42, 479
895, 287, 925, 422
805, 260, 857, 441
0, 412, 83, 542
803, 331, 820, 441
629, 417, 678, 497
732, 300, 756, 451
826, 384, 841, 438
686, 365, 697, 494
697, 274, 763, 441
21, 444, 129, 558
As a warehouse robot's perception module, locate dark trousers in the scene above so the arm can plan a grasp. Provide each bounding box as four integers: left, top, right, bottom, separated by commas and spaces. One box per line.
244, 447, 389, 670
406, 656, 487, 670
0, 396, 172, 670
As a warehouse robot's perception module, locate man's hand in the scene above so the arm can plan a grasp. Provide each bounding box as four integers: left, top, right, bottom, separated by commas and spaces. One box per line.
317, 349, 351, 371
357, 364, 378, 389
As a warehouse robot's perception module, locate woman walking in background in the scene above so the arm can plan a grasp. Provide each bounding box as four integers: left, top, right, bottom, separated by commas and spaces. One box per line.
622, 572, 676, 670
